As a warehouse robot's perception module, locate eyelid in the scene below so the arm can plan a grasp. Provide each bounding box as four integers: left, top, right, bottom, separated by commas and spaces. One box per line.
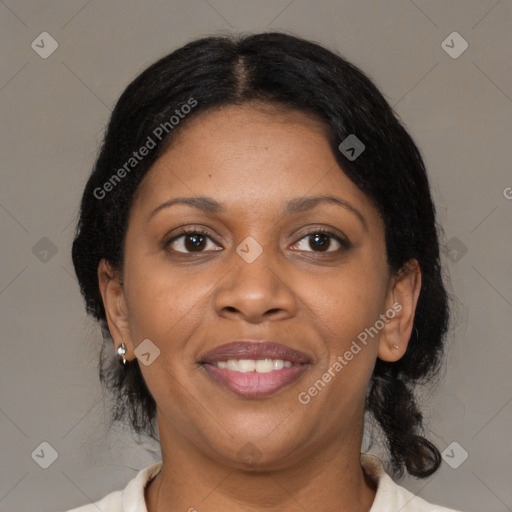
163, 227, 221, 253
163, 225, 351, 254
296, 228, 350, 249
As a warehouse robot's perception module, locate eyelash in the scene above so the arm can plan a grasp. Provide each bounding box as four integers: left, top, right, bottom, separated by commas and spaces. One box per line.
163, 227, 351, 256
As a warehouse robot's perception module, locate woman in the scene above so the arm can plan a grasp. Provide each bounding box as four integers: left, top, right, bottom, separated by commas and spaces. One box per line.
68, 32, 462, 511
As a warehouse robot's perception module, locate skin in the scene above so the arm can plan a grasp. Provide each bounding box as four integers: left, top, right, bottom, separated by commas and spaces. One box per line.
98, 103, 421, 512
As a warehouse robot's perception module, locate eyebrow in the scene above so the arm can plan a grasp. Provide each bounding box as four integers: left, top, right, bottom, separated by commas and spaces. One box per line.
149, 195, 367, 231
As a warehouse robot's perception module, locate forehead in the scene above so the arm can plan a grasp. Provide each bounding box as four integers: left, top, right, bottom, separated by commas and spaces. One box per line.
132, 104, 381, 227
138, 103, 333, 191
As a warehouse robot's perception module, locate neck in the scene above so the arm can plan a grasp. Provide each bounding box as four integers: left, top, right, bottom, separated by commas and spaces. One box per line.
145, 416, 377, 512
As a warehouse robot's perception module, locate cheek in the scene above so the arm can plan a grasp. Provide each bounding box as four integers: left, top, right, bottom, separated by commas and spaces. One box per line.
309, 254, 387, 400
301, 267, 383, 416
318, 260, 387, 341
122, 251, 207, 345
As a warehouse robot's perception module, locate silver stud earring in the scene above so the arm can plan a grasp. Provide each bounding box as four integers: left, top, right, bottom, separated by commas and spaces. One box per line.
117, 342, 127, 365
392, 344, 399, 350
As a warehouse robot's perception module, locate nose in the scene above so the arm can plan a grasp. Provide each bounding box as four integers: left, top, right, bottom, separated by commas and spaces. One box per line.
213, 249, 298, 324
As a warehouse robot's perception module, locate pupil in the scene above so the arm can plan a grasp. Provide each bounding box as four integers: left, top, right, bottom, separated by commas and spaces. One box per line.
186, 234, 205, 251
311, 233, 329, 252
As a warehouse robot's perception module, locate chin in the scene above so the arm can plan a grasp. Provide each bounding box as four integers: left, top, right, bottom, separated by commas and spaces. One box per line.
203, 433, 308, 472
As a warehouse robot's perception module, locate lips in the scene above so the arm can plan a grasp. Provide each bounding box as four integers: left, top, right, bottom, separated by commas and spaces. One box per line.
199, 341, 312, 398
200, 341, 312, 365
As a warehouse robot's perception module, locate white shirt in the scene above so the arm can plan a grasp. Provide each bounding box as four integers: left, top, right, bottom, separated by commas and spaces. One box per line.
65, 454, 462, 512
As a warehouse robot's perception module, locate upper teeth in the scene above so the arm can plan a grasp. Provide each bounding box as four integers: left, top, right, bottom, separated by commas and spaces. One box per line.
215, 359, 293, 373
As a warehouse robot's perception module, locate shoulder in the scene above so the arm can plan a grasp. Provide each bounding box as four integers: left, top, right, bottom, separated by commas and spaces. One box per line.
376, 470, 463, 512
64, 461, 163, 512
361, 454, 464, 512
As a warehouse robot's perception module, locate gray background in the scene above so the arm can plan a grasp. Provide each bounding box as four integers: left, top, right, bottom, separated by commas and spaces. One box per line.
0, 1, 511, 511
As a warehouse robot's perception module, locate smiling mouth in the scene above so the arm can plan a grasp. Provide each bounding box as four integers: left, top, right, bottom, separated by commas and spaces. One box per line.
201, 361, 311, 398
198, 339, 312, 398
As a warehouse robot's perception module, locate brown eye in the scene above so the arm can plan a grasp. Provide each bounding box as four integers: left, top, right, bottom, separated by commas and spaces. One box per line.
290, 230, 350, 254
166, 230, 222, 254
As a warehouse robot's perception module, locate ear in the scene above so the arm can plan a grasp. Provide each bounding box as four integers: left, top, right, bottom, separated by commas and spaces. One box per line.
378, 258, 422, 363
97, 259, 134, 362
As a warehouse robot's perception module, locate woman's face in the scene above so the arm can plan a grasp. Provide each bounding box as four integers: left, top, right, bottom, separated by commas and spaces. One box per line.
101, 103, 417, 470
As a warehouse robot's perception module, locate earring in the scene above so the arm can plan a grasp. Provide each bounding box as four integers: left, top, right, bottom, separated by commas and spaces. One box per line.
117, 342, 127, 365
392, 344, 399, 350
